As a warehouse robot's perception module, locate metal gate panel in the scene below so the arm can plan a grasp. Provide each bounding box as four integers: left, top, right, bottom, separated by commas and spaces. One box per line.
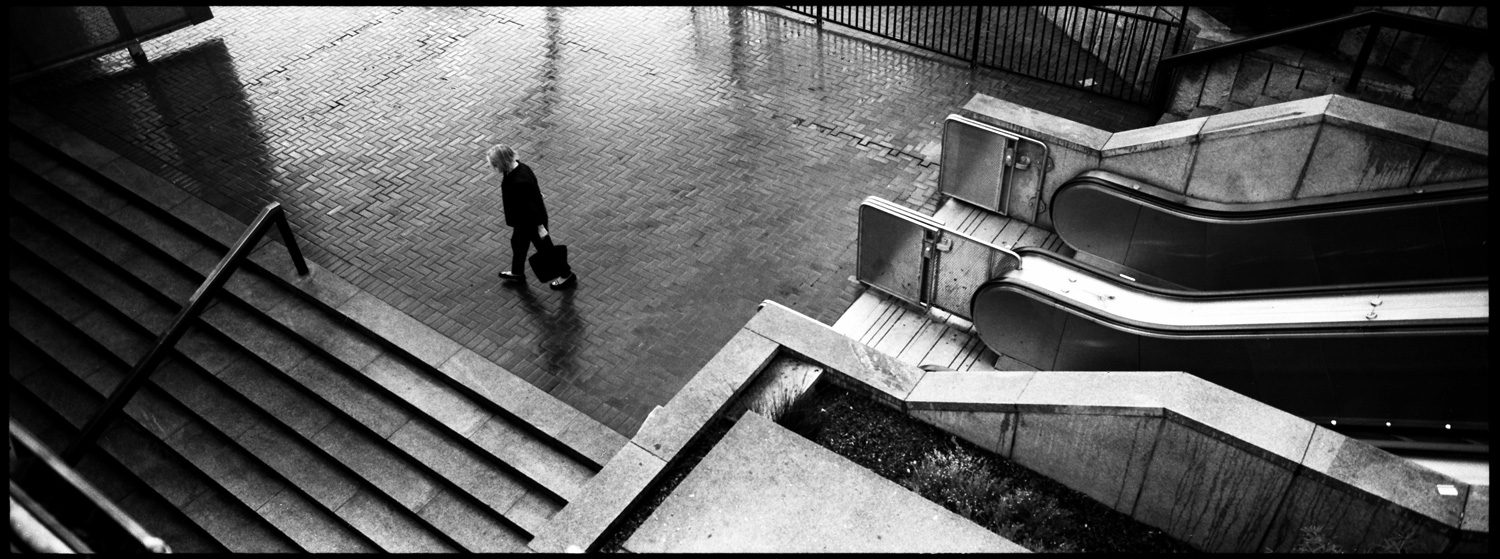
929, 230, 1022, 319
857, 197, 941, 307
940, 115, 1048, 217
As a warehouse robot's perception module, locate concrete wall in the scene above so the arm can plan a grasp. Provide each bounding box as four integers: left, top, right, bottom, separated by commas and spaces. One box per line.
530, 300, 1488, 553
958, 93, 1488, 230
903, 370, 1485, 553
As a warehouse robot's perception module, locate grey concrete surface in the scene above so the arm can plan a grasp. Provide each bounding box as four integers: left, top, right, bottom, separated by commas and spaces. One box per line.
622, 411, 1027, 553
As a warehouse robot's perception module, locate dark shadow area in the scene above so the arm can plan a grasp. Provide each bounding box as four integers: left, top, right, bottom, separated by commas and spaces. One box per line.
14, 37, 280, 225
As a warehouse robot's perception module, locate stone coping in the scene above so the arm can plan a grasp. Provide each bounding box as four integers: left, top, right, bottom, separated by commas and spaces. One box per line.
8, 98, 627, 470
527, 298, 1485, 552
961, 92, 1488, 159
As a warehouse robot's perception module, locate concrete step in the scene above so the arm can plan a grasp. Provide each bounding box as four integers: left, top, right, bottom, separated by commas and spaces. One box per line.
9, 121, 624, 475
8, 256, 397, 553
9, 127, 619, 479
8, 160, 570, 537
8, 116, 619, 546
6, 292, 310, 553
9, 178, 536, 551
1166, 44, 1425, 120
8, 339, 229, 554
8, 230, 488, 552
1228, 55, 1272, 106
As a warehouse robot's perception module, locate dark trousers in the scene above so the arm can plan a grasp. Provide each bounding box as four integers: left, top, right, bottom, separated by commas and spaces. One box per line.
511, 226, 569, 277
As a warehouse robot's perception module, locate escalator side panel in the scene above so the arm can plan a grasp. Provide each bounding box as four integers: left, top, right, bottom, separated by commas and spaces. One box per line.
1242, 338, 1336, 421
1438, 201, 1490, 279
1123, 202, 1209, 289
1051, 173, 1488, 290
1051, 186, 1141, 266
1053, 313, 1139, 371
1305, 207, 1450, 286
1202, 217, 1320, 291
970, 290, 1071, 370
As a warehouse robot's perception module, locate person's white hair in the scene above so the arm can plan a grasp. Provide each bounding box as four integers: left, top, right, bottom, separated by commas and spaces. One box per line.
486, 144, 516, 170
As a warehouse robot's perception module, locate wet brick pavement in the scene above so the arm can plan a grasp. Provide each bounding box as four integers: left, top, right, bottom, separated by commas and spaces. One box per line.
13, 6, 1157, 435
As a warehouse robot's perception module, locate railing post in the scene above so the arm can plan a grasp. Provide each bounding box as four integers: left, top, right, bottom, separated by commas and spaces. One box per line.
105, 7, 149, 66
815, 5, 823, 29
969, 6, 984, 69
273, 207, 311, 275
1346, 24, 1380, 93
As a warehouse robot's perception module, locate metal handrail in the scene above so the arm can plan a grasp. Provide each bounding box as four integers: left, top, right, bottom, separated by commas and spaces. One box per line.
781, 5, 1189, 104
12, 420, 169, 553
1150, 8, 1489, 111
59, 202, 309, 465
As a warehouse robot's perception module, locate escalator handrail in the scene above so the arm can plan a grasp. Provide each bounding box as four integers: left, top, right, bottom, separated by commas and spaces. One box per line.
971, 248, 1489, 339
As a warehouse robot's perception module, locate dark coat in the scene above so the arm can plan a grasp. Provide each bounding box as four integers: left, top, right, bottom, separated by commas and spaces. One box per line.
500, 162, 549, 228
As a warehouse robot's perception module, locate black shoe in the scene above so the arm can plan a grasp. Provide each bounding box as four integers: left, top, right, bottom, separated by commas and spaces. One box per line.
548, 273, 577, 290
499, 271, 524, 282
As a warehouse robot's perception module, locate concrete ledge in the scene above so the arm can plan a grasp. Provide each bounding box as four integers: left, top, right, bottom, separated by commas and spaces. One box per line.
745, 300, 925, 410
719, 301, 1487, 553
621, 411, 1026, 553
961, 93, 1112, 153
959, 92, 1488, 226
631, 327, 779, 463
527, 441, 666, 553
528, 306, 784, 552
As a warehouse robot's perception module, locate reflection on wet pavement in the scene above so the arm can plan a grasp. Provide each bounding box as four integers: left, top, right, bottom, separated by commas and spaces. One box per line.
12, 6, 1156, 435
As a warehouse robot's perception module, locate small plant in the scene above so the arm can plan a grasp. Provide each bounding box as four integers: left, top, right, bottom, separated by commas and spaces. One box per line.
766, 383, 825, 439
775, 383, 1197, 553
901, 448, 1001, 520
1373, 526, 1420, 553
1004, 486, 1074, 546
1290, 524, 1345, 553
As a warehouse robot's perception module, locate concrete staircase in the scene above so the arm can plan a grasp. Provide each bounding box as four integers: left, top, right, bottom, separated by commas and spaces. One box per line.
8, 117, 626, 552
1160, 46, 1415, 123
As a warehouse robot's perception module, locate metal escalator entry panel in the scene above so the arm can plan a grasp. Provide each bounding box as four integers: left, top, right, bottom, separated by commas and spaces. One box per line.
929, 229, 1022, 320
940, 115, 1048, 216
857, 197, 941, 307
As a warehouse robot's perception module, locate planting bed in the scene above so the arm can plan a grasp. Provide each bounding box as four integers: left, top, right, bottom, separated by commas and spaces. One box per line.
600, 379, 1199, 553
775, 383, 1198, 553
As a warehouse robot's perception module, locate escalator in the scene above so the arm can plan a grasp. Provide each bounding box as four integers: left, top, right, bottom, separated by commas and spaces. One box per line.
1050, 170, 1487, 291
970, 249, 1488, 451
969, 172, 1489, 454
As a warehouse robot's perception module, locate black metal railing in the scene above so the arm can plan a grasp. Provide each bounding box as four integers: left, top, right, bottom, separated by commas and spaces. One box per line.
12, 420, 170, 553
1150, 8, 1490, 113
782, 5, 1189, 104
59, 202, 309, 465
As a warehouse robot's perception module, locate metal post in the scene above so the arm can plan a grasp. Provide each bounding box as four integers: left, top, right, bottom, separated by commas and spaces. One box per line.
969, 6, 984, 68
275, 213, 311, 276
59, 265, 239, 465
815, 5, 823, 29
59, 203, 308, 465
1346, 25, 1380, 93
106, 7, 149, 66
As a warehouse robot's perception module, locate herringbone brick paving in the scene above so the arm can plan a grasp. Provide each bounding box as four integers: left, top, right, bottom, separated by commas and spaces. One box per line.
13, 6, 1156, 436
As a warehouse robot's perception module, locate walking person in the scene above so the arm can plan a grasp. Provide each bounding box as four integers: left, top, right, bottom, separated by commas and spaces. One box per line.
487, 143, 577, 289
